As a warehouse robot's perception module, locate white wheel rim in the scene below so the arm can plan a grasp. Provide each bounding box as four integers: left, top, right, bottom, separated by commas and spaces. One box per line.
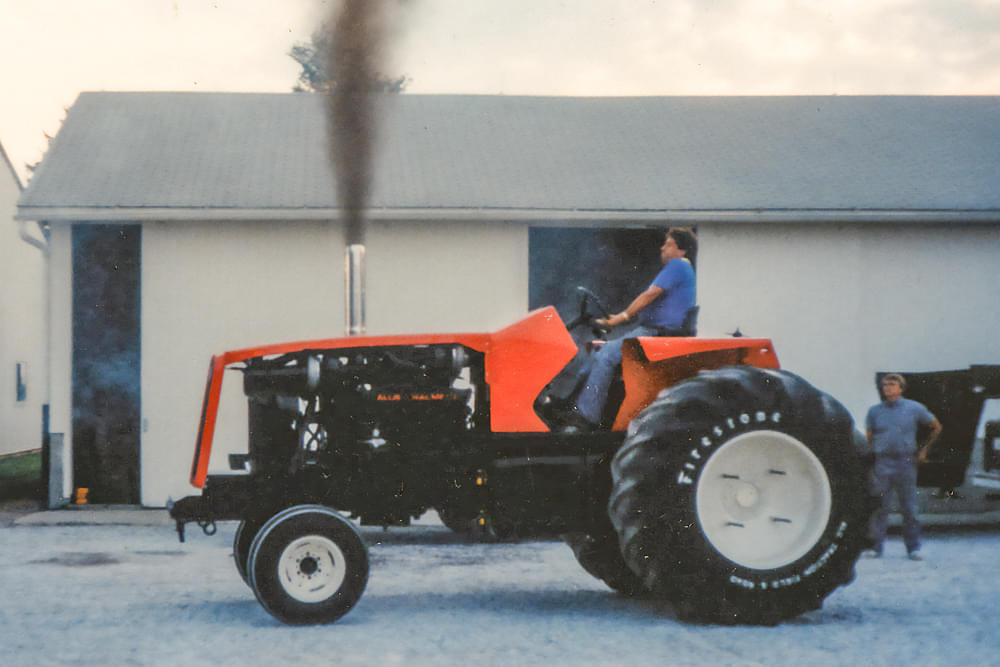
695, 430, 832, 570
277, 535, 348, 603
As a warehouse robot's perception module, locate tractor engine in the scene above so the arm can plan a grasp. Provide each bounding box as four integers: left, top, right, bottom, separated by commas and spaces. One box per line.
238, 344, 486, 524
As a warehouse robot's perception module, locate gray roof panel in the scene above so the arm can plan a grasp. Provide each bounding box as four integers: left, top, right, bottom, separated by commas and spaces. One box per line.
17, 92, 1000, 218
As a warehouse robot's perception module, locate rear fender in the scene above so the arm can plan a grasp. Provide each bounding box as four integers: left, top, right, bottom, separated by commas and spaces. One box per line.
612, 337, 780, 430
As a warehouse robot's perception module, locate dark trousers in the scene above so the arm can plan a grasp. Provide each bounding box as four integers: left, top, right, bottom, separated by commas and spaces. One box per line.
868, 456, 921, 553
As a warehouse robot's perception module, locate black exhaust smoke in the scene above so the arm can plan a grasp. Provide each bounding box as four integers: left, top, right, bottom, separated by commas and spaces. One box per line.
327, 0, 388, 334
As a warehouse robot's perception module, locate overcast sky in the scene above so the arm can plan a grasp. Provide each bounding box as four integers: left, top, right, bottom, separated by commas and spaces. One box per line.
2, 0, 999, 183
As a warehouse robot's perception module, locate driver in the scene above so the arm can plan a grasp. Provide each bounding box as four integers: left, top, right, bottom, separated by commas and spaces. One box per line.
569, 227, 697, 431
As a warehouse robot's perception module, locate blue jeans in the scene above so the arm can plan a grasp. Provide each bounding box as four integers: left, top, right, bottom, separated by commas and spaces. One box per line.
868, 456, 921, 553
576, 326, 661, 425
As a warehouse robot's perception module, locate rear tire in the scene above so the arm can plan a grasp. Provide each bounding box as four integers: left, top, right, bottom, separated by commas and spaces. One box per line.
564, 528, 647, 597
609, 366, 875, 624
437, 505, 479, 533
248, 505, 369, 625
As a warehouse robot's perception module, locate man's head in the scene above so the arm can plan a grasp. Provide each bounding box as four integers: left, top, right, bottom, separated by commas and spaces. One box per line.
661, 227, 698, 265
881, 373, 907, 402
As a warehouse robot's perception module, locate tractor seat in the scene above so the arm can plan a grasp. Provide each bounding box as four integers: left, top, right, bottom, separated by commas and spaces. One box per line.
652, 306, 699, 337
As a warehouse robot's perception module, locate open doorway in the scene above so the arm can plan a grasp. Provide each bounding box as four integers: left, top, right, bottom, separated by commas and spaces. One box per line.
72, 224, 141, 504
529, 226, 689, 338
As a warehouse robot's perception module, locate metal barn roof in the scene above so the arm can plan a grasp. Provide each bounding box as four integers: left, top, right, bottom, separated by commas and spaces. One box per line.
17, 91, 1000, 223
1, 140, 21, 191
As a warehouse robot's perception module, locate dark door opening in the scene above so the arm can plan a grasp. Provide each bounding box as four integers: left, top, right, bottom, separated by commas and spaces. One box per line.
529, 227, 672, 339
72, 224, 141, 504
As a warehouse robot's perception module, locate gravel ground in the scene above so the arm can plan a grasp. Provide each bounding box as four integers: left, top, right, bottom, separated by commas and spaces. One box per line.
1, 506, 998, 667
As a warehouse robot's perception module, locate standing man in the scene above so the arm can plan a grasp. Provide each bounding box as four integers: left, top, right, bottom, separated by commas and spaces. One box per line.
866, 373, 942, 560
571, 227, 697, 430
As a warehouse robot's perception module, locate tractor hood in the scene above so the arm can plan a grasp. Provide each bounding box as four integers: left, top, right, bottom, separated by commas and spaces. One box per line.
190, 307, 577, 487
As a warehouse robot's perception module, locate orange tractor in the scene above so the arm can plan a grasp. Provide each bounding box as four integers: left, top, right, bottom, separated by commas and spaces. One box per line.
170, 290, 875, 625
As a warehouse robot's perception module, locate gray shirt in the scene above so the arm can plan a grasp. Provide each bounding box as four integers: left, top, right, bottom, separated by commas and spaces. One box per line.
866, 397, 936, 458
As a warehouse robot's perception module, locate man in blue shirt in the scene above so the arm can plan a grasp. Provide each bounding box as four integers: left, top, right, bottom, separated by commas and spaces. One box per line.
571, 227, 697, 429
865, 373, 942, 560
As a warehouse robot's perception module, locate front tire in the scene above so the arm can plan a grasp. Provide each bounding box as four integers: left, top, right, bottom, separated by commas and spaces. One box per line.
247, 505, 369, 625
609, 366, 875, 624
233, 515, 268, 584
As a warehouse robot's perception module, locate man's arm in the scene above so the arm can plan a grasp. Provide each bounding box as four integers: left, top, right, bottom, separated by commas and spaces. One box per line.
917, 417, 943, 463
598, 286, 664, 328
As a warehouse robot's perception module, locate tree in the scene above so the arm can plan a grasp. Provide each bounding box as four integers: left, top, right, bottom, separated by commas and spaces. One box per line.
288, 24, 408, 94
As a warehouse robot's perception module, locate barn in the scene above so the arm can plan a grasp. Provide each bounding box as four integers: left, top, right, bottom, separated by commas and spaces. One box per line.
1, 141, 46, 459
15, 92, 1000, 507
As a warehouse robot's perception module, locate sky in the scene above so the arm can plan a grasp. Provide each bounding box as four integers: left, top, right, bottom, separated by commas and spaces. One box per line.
2, 0, 1000, 184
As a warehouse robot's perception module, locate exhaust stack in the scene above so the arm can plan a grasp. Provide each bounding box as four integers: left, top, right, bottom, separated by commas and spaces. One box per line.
326, 0, 386, 337
345, 244, 366, 336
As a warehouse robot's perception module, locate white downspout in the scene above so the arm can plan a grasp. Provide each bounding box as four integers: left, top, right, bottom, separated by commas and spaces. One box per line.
18, 219, 47, 252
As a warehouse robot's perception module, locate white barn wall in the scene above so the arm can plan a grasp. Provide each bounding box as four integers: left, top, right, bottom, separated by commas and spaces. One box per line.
141, 219, 528, 506
366, 220, 529, 334
0, 164, 45, 457
698, 223, 1000, 427
41, 216, 1000, 506
141, 219, 342, 506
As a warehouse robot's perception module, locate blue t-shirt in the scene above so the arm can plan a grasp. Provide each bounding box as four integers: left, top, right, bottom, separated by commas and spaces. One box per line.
865, 397, 936, 458
637, 258, 696, 329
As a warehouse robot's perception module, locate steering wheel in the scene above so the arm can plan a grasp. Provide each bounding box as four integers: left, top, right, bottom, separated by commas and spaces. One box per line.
566, 286, 613, 337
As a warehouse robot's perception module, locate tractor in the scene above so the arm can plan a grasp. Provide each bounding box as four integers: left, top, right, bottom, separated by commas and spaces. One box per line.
170, 288, 876, 625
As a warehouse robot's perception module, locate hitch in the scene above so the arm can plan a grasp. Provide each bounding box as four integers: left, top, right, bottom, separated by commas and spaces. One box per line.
172, 517, 217, 543
168, 494, 219, 543
168, 478, 252, 542
166, 498, 187, 543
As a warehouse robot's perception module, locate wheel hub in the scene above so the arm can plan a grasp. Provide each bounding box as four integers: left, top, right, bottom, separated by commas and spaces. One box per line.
298, 555, 319, 576
278, 535, 348, 603
695, 429, 832, 570
734, 482, 759, 509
